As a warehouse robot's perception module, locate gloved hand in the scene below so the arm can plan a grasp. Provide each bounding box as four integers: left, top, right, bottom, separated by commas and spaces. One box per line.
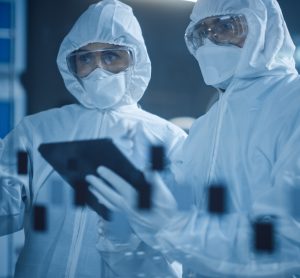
96, 215, 143, 272
86, 166, 177, 245
97, 216, 141, 253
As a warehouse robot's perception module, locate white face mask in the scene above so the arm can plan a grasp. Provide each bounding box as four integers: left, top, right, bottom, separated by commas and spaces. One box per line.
81, 68, 129, 109
195, 41, 242, 89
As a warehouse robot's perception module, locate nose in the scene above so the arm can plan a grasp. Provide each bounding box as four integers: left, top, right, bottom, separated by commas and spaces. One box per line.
94, 53, 103, 69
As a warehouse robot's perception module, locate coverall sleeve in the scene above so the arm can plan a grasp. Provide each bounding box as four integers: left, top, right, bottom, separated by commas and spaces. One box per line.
155, 127, 300, 278
0, 122, 31, 236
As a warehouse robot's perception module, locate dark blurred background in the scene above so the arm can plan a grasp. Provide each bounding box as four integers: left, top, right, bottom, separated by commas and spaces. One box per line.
21, 0, 300, 120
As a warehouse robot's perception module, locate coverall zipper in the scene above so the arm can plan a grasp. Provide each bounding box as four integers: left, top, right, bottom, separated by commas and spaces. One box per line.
97, 112, 110, 278
65, 112, 106, 278
65, 207, 87, 278
207, 91, 226, 186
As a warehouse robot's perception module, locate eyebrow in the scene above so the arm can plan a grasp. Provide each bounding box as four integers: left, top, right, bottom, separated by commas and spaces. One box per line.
78, 45, 122, 52
75, 49, 89, 53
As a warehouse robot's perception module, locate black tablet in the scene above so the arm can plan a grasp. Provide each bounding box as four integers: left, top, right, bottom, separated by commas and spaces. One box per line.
38, 138, 151, 219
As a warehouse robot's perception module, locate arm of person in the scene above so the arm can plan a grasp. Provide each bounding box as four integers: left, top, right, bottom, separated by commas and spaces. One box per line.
0, 123, 31, 236
155, 126, 300, 278
86, 167, 180, 276
96, 216, 179, 277
86, 141, 300, 278
89, 121, 185, 277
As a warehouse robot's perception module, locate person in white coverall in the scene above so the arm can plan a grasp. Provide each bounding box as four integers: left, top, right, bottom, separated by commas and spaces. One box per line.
86, 0, 300, 277
0, 0, 186, 277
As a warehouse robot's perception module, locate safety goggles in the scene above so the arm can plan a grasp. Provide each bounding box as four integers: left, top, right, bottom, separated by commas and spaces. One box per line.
185, 14, 248, 51
67, 47, 133, 78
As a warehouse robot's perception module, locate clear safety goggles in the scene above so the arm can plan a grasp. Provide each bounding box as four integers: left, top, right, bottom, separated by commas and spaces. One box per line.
67, 47, 133, 78
185, 14, 248, 51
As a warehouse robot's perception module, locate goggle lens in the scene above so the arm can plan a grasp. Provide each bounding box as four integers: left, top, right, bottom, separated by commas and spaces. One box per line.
185, 14, 248, 51
67, 48, 133, 78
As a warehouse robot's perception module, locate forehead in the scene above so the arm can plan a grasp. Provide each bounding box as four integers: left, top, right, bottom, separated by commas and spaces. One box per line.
78, 42, 123, 51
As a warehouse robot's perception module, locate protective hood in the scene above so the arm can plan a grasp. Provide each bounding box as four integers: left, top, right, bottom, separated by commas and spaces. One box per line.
186, 0, 298, 80
57, 0, 151, 109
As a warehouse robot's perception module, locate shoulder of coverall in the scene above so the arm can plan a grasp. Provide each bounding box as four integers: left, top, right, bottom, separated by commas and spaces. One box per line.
9, 104, 84, 142
137, 107, 187, 135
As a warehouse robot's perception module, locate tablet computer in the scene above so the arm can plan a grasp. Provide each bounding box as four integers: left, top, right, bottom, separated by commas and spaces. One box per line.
38, 138, 151, 219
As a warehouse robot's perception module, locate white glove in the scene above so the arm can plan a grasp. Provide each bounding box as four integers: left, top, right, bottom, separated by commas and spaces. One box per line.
86, 166, 177, 245
97, 216, 141, 253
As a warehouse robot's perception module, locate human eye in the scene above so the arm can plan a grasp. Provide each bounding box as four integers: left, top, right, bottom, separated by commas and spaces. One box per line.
217, 19, 234, 33
195, 22, 209, 37
78, 52, 93, 64
101, 51, 120, 65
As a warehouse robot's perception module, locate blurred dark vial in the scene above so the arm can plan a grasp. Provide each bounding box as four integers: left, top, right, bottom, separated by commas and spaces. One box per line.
17, 151, 28, 175
253, 217, 276, 254
137, 181, 152, 210
150, 145, 165, 171
207, 185, 227, 214
32, 205, 47, 232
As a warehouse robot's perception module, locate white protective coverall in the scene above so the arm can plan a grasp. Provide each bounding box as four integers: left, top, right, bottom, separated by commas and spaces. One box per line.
0, 0, 186, 277
153, 0, 300, 277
